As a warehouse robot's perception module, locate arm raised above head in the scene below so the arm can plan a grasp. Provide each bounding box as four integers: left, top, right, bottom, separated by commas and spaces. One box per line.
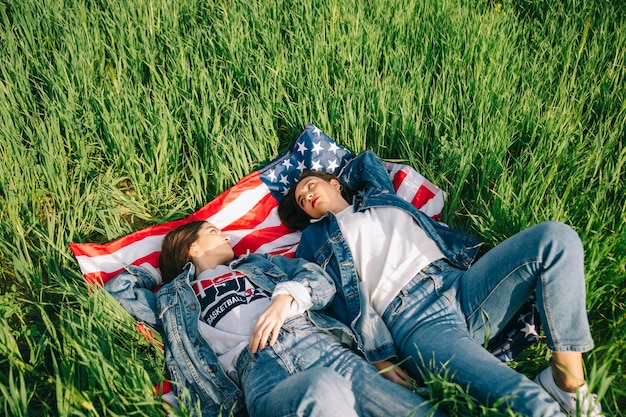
339, 150, 396, 194
104, 263, 162, 330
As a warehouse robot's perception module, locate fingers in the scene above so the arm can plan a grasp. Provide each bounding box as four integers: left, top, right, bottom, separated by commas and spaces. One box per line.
384, 368, 411, 388
394, 366, 411, 381
269, 326, 279, 346
249, 316, 282, 353
393, 369, 412, 388
374, 360, 412, 388
249, 325, 269, 353
249, 295, 292, 353
249, 326, 279, 353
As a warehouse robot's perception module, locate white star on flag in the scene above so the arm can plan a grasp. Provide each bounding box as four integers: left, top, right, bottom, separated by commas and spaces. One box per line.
296, 160, 307, 172
328, 142, 340, 154
267, 169, 277, 182
521, 322, 537, 338
311, 141, 325, 155
311, 159, 323, 170
296, 142, 308, 155
282, 159, 293, 169
327, 158, 339, 171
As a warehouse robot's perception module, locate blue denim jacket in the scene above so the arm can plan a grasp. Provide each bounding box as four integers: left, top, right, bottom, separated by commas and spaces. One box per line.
104, 253, 357, 417
295, 150, 482, 363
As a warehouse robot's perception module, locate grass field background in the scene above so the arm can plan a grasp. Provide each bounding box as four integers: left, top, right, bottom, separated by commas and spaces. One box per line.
0, 0, 624, 415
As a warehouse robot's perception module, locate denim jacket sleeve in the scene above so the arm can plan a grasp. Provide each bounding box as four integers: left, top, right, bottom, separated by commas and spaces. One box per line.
264, 254, 337, 311
339, 150, 396, 194
103, 264, 162, 331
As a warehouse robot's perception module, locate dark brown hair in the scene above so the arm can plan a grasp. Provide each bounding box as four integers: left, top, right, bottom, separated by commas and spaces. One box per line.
159, 221, 206, 283
278, 171, 352, 231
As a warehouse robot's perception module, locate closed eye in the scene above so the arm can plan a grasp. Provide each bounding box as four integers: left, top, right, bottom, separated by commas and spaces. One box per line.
297, 181, 315, 208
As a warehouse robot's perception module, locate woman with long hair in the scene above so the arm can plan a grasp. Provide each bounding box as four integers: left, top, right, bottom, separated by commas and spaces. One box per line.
107, 219, 445, 417
279, 150, 603, 417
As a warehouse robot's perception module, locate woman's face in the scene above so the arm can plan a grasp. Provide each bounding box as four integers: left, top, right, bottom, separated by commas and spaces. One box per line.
294, 176, 350, 219
189, 222, 234, 264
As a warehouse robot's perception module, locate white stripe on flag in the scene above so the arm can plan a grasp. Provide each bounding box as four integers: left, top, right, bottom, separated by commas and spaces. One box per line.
205, 182, 270, 227
76, 234, 166, 275
225, 206, 281, 247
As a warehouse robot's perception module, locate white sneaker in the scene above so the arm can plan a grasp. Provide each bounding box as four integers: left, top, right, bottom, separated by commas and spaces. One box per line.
535, 367, 604, 417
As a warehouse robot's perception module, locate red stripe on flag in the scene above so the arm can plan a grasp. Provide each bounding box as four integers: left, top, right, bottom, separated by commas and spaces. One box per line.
153, 380, 172, 396
232, 223, 294, 255
391, 167, 438, 213
392, 169, 407, 193
82, 271, 112, 286
70, 174, 265, 259
411, 185, 436, 209
269, 247, 297, 257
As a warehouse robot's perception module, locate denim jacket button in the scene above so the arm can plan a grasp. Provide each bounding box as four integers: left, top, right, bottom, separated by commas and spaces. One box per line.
189, 304, 196, 311
195, 338, 201, 345
209, 365, 218, 372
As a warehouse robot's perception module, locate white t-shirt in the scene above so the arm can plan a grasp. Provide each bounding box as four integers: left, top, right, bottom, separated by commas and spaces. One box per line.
335, 206, 445, 314
191, 264, 311, 383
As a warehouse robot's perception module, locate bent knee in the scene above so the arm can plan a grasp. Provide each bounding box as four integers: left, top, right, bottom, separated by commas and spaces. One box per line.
536, 221, 583, 253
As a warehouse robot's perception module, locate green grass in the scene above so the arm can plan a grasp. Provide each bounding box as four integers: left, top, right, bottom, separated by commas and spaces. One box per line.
0, 0, 624, 415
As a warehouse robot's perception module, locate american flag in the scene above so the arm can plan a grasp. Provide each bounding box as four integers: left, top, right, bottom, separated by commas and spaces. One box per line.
69, 124, 445, 285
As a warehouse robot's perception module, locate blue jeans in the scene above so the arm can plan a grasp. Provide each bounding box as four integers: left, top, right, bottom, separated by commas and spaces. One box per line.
237, 315, 446, 417
382, 222, 593, 417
